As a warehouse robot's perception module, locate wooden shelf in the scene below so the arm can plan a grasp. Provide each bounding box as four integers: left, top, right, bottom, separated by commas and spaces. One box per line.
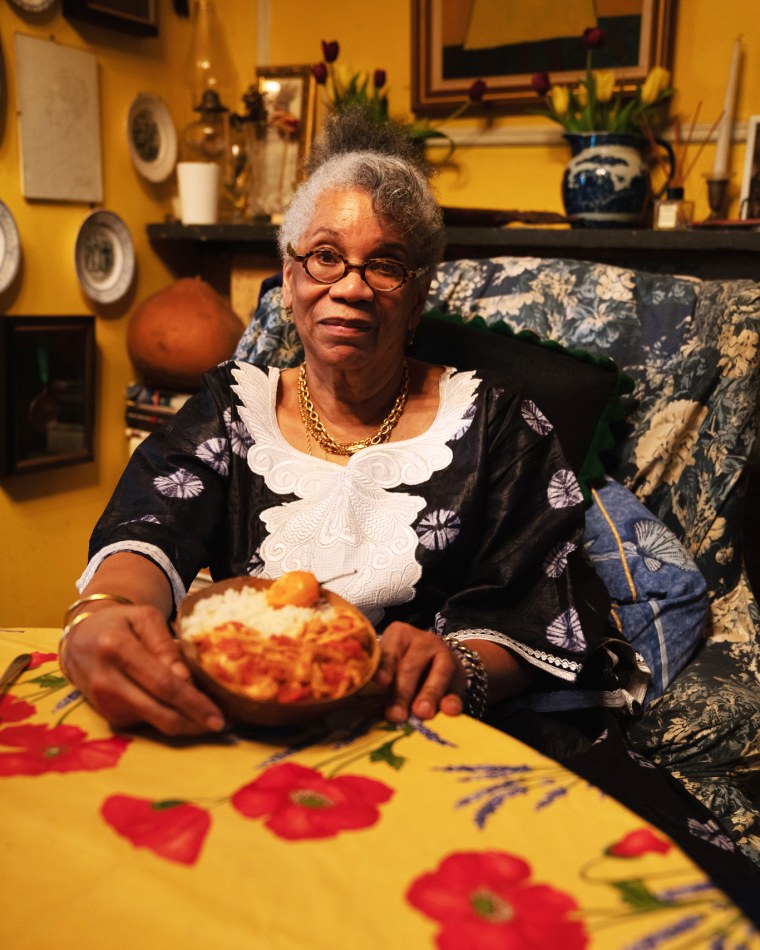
147, 222, 760, 282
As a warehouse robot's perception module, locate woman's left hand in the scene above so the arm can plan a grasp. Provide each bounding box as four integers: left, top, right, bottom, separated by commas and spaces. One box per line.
374, 623, 469, 722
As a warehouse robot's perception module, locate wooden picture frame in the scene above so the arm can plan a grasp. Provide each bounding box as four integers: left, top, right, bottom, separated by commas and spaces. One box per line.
412, 0, 675, 115
739, 115, 760, 220
62, 0, 159, 37
0, 317, 96, 477
254, 65, 318, 220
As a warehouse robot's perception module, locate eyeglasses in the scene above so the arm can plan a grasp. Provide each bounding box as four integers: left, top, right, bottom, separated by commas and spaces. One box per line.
287, 244, 427, 293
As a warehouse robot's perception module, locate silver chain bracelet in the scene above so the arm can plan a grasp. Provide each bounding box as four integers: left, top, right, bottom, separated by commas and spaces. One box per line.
444, 635, 488, 719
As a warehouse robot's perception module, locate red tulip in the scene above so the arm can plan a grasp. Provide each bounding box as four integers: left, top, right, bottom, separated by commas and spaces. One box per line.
373, 69, 387, 90
468, 79, 487, 102
321, 40, 339, 63
311, 62, 328, 85
531, 72, 551, 96
582, 27, 605, 49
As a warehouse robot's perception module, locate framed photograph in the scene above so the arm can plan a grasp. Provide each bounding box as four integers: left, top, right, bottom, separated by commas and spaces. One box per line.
254, 65, 318, 220
412, 0, 675, 115
62, 0, 159, 36
0, 316, 96, 477
15, 35, 103, 203
739, 115, 760, 220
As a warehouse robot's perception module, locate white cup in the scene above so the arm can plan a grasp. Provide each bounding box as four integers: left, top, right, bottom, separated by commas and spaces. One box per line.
177, 162, 220, 225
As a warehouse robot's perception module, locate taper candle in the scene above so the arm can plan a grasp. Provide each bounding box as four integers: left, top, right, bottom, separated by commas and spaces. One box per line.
712, 37, 741, 176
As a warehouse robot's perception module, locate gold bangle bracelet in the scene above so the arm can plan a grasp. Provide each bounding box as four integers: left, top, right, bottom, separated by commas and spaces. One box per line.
62, 592, 134, 628
58, 610, 96, 681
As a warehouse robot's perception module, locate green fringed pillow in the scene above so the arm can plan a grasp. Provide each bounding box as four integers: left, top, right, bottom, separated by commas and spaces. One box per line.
410, 310, 634, 501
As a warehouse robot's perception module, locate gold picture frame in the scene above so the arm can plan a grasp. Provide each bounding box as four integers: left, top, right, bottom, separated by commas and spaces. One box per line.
0, 316, 96, 477
62, 0, 158, 36
412, 0, 675, 115
254, 65, 318, 220
739, 115, 760, 220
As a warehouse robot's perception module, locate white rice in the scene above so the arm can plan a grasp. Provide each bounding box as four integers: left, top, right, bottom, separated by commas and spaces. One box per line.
180, 586, 337, 640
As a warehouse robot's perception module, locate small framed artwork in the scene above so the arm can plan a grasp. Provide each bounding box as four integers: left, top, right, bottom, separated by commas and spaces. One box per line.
62, 0, 159, 36
739, 115, 760, 220
254, 65, 318, 220
0, 316, 96, 476
412, 0, 675, 115
15, 35, 103, 203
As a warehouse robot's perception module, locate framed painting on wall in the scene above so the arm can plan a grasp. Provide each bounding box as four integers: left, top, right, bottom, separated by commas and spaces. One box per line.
0, 316, 96, 477
14, 35, 103, 202
412, 0, 675, 115
253, 65, 318, 220
739, 115, 760, 220
62, 0, 159, 36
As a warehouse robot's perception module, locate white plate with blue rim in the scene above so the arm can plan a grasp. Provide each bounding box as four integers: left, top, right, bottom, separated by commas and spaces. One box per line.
9, 0, 57, 10
0, 200, 21, 294
126, 92, 178, 183
75, 210, 136, 305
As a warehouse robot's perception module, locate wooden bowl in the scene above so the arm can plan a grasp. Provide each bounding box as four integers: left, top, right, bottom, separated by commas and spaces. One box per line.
176, 576, 382, 727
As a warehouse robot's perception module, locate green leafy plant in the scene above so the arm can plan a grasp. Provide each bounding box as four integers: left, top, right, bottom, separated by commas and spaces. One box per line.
312, 40, 488, 157
531, 26, 672, 134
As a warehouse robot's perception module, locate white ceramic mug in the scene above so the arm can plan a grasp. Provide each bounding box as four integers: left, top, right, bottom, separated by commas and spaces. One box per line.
177, 161, 220, 225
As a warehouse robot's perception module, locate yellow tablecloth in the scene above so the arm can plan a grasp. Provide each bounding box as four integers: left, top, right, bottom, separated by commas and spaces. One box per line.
1, 628, 757, 950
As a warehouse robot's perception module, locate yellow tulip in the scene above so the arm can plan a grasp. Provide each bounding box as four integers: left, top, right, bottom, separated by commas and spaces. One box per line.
641, 67, 671, 105
593, 70, 616, 103
550, 84, 570, 116
576, 83, 588, 107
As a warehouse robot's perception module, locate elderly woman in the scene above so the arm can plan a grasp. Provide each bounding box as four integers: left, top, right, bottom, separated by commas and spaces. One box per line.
62, 113, 642, 736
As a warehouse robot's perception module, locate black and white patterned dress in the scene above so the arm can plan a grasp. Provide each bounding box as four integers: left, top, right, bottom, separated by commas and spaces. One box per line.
80, 360, 644, 711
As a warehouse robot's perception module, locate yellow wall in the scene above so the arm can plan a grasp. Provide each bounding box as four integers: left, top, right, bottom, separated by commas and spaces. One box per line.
270, 0, 759, 220
1, 0, 756, 625
0, 1, 256, 625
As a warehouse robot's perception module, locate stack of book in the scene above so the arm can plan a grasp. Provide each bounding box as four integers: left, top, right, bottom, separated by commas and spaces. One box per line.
124, 382, 213, 592
124, 382, 192, 454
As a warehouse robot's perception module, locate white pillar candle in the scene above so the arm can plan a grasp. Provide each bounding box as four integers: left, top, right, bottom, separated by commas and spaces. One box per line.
712, 37, 741, 176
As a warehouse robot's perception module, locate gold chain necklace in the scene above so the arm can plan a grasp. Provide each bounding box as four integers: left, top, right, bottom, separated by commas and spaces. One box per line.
297, 362, 409, 456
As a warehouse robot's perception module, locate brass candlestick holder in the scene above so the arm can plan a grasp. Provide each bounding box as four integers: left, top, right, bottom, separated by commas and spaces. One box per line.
705, 172, 731, 220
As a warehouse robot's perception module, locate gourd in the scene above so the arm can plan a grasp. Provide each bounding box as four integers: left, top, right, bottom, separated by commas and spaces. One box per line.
127, 277, 244, 392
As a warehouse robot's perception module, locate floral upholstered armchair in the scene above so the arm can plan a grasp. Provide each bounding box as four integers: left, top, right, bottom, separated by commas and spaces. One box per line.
234, 255, 760, 866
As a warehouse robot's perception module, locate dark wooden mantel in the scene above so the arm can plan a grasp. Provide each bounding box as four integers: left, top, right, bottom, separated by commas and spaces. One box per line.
147, 221, 760, 284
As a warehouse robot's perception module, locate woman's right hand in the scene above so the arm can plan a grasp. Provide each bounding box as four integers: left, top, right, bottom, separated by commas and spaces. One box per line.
63, 605, 225, 736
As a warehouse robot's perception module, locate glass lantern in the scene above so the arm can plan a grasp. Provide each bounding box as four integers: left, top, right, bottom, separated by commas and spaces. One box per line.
221, 87, 268, 221
182, 88, 229, 163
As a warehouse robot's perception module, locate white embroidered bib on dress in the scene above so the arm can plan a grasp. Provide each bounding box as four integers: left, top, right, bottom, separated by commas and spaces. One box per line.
231, 363, 479, 624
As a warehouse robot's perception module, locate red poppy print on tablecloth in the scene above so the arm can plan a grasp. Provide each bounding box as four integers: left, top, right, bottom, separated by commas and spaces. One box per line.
231, 761, 394, 840
407, 850, 588, 950
101, 795, 211, 866
0, 723, 130, 776
29, 651, 58, 669
0, 694, 36, 724
607, 828, 672, 858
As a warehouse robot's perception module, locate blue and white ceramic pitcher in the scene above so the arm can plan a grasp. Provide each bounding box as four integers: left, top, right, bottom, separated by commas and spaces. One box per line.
562, 132, 675, 228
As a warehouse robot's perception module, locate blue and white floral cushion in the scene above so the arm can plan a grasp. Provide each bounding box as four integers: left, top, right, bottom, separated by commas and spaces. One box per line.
584, 477, 709, 708
235, 258, 760, 864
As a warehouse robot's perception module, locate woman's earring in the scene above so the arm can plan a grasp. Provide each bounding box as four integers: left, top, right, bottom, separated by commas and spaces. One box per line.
406, 326, 417, 347
282, 305, 294, 324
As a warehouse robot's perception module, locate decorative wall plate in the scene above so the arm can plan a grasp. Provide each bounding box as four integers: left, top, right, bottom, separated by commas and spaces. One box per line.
9, 0, 57, 11
0, 200, 21, 294
74, 210, 135, 304
126, 92, 178, 183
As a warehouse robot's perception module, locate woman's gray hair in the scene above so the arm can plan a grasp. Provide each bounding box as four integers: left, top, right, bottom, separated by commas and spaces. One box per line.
278, 109, 445, 271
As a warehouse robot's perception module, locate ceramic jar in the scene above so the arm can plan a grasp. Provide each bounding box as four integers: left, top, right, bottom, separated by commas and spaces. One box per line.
562, 132, 673, 228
